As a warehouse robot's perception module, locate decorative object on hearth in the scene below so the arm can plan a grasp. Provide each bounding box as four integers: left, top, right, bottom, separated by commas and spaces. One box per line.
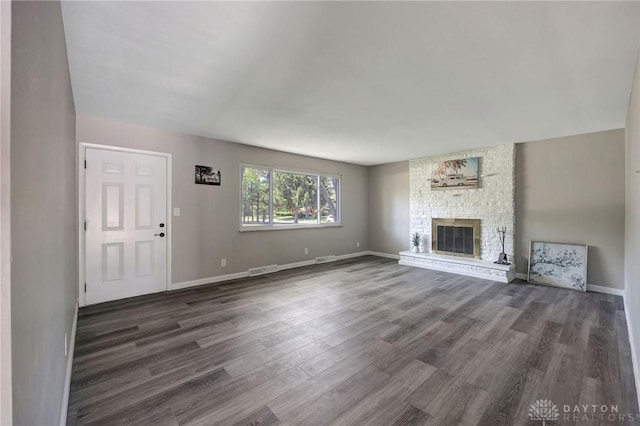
411, 232, 421, 253
494, 226, 511, 265
527, 241, 588, 292
430, 157, 479, 190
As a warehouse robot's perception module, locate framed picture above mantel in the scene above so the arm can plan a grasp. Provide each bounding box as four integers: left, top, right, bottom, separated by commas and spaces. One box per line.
527, 241, 588, 292
430, 157, 479, 190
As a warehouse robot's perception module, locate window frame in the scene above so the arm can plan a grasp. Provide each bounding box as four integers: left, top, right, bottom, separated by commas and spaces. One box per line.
239, 163, 342, 232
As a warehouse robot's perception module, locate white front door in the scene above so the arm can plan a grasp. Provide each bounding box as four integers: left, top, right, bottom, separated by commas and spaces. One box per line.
85, 148, 168, 305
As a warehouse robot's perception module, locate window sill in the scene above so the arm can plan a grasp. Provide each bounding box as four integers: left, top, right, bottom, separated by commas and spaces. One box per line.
239, 223, 343, 232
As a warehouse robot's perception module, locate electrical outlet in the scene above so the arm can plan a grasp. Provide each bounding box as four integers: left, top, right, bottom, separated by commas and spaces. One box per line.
221, 259, 226, 267
357, 242, 360, 248
304, 248, 308, 255
173, 207, 181, 216
64, 333, 68, 356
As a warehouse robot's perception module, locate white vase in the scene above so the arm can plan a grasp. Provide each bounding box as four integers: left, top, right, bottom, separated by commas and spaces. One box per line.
411, 246, 419, 253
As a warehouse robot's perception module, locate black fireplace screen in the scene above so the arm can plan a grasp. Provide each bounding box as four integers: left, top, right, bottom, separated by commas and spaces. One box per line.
436, 225, 474, 255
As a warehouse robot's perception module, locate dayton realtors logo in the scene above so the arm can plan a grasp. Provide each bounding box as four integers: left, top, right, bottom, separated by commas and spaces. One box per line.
563, 403, 636, 422
529, 399, 637, 423
529, 399, 560, 425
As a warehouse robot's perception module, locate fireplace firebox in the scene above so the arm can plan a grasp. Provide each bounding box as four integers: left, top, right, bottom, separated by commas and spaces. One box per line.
431, 218, 481, 259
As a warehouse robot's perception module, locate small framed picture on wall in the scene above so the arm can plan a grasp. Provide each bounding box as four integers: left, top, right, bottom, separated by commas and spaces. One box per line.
195, 165, 221, 186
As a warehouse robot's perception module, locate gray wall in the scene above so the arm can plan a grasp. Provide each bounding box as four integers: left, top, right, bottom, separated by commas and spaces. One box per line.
625, 47, 640, 400
76, 115, 368, 285
368, 161, 409, 255
11, 1, 77, 425
515, 130, 626, 289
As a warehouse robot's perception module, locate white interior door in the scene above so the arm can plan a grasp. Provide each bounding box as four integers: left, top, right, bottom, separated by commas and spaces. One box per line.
85, 148, 168, 305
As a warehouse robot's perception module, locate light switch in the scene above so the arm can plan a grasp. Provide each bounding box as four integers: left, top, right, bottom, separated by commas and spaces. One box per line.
173, 207, 181, 217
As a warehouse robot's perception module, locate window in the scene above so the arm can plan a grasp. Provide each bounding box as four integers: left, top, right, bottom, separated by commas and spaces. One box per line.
273, 171, 318, 224
241, 164, 340, 229
320, 176, 339, 224
241, 167, 270, 225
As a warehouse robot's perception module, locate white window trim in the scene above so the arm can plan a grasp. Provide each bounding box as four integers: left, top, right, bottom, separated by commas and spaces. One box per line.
239, 163, 342, 232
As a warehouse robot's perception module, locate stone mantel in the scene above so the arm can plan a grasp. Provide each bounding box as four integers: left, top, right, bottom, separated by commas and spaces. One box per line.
409, 144, 515, 263
406, 144, 515, 281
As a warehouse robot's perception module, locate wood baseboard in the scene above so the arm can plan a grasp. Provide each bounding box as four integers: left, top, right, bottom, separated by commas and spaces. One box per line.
171, 251, 373, 291
367, 251, 400, 260
516, 273, 624, 295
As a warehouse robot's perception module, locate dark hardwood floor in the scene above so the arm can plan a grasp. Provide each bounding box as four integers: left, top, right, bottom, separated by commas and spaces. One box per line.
67, 256, 638, 425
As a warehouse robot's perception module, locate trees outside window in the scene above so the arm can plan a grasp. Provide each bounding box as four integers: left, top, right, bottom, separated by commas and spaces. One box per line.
241, 167, 270, 225
273, 172, 317, 224
241, 165, 340, 229
320, 177, 338, 223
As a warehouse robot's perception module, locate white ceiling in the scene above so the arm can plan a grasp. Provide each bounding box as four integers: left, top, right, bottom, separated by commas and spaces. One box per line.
61, 1, 640, 166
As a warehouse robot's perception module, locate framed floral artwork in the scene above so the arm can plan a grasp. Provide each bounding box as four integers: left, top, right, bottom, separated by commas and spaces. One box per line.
527, 241, 588, 292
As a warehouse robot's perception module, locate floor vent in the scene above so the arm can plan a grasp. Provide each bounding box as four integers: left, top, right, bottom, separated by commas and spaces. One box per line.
315, 255, 337, 264
248, 264, 278, 277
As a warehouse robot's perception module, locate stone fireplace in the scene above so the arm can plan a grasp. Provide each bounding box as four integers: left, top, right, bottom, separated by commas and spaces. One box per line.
399, 144, 516, 283
432, 218, 480, 258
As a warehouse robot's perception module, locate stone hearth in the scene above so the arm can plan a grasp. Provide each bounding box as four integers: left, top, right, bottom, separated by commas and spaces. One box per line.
399, 251, 515, 283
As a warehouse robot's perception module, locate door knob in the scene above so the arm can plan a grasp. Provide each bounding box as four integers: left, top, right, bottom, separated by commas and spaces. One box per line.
154, 232, 165, 237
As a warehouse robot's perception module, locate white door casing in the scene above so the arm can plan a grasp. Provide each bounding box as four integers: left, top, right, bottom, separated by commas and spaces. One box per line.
84, 147, 169, 305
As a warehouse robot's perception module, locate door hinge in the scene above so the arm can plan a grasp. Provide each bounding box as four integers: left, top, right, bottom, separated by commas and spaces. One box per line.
84, 160, 87, 169
84, 221, 87, 231
84, 283, 87, 293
